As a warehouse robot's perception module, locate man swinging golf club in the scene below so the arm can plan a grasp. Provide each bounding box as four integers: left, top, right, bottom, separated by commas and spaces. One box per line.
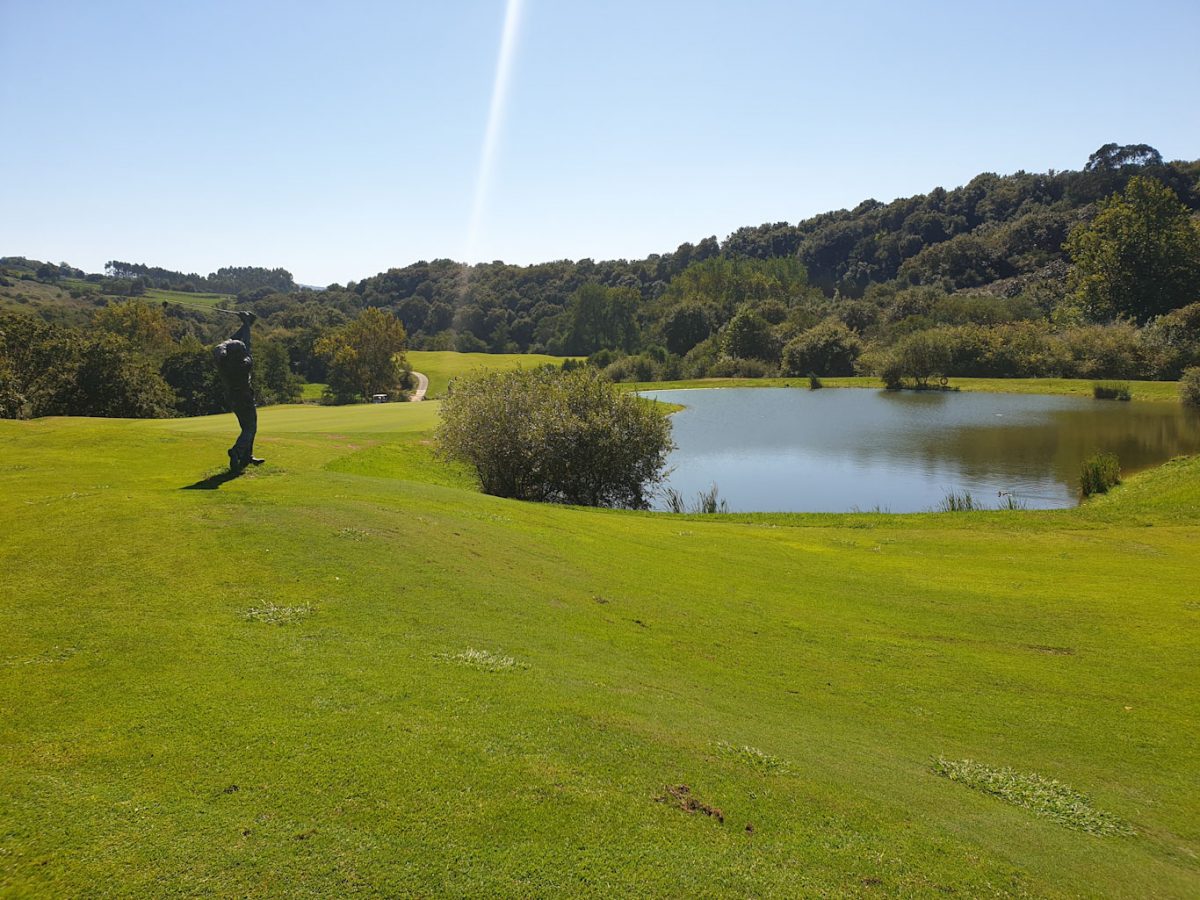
213, 311, 264, 472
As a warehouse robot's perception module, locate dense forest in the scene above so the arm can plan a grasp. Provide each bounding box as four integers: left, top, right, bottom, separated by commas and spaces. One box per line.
3, 143, 1199, 417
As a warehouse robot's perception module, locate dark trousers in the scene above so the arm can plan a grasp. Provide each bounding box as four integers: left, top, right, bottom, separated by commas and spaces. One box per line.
231, 400, 257, 463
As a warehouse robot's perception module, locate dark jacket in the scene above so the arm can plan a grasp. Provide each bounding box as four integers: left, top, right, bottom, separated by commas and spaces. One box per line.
213, 321, 253, 402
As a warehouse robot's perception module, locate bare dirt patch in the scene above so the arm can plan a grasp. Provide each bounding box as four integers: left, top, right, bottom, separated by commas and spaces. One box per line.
655, 784, 724, 824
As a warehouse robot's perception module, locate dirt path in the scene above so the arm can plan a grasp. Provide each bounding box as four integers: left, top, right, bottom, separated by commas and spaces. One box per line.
410, 371, 429, 402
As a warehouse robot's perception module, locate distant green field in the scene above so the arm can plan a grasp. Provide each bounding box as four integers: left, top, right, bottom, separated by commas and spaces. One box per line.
407, 350, 582, 398
145, 287, 236, 308
632, 375, 1185, 402
2, 400, 1199, 895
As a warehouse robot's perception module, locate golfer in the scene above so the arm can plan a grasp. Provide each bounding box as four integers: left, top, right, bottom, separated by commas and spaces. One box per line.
213, 311, 264, 471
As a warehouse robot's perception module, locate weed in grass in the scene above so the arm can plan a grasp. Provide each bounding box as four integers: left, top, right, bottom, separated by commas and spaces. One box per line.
1080, 452, 1121, 497
4, 645, 78, 667
936, 490, 980, 512
1025, 644, 1075, 655
337, 527, 371, 541
435, 648, 528, 672
932, 757, 1133, 836
655, 784, 724, 824
715, 741, 791, 774
243, 602, 315, 625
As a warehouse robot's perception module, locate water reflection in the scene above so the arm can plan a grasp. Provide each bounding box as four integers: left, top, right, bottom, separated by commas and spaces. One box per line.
643, 388, 1200, 512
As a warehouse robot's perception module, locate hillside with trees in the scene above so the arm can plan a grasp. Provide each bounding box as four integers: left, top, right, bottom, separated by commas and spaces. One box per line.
3, 143, 1199, 414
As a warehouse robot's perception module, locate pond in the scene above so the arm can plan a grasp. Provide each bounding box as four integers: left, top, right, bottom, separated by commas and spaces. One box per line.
641, 388, 1200, 513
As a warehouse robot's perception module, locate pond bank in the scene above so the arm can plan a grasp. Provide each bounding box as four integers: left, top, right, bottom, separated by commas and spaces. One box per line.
630, 375, 1184, 403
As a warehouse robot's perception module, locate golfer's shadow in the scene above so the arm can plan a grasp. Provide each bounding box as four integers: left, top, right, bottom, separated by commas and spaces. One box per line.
181, 469, 244, 491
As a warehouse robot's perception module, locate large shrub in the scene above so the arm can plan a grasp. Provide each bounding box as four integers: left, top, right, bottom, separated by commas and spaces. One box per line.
781, 320, 862, 376
436, 368, 674, 508
1058, 323, 1147, 379
872, 329, 955, 388
602, 350, 680, 384
1143, 302, 1200, 378
707, 356, 778, 378
602, 355, 659, 383
1181, 367, 1200, 408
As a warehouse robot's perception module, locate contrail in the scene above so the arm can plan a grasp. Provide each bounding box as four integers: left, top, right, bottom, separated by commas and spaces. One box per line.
464, 0, 525, 263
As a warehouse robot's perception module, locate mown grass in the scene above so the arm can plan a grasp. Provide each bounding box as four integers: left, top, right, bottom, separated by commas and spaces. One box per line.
407, 350, 582, 398
1, 400, 1198, 896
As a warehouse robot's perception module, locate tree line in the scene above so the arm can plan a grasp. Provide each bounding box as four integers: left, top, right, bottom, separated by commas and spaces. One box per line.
3, 142, 1199, 416
0, 300, 411, 419
102, 262, 297, 295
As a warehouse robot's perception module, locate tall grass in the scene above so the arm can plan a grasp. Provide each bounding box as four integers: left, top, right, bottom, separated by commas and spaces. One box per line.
1092, 381, 1131, 401
996, 492, 1028, 510
936, 490, 980, 512
1080, 451, 1121, 497
664, 483, 729, 514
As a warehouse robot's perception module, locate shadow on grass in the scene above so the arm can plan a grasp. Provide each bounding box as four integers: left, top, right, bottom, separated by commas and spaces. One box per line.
182, 469, 243, 490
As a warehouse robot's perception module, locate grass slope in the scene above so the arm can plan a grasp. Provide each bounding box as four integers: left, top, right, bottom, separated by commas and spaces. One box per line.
0, 278, 93, 314
0, 280, 236, 317
1, 403, 1199, 896
407, 350, 581, 398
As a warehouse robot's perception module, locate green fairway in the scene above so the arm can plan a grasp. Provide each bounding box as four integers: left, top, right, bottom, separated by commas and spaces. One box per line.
2, 400, 1199, 896
154, 401, 442, 435
407, 350, 582, 398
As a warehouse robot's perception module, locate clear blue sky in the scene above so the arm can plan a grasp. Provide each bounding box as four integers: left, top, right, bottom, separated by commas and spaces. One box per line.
2, 0, 1197, 285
